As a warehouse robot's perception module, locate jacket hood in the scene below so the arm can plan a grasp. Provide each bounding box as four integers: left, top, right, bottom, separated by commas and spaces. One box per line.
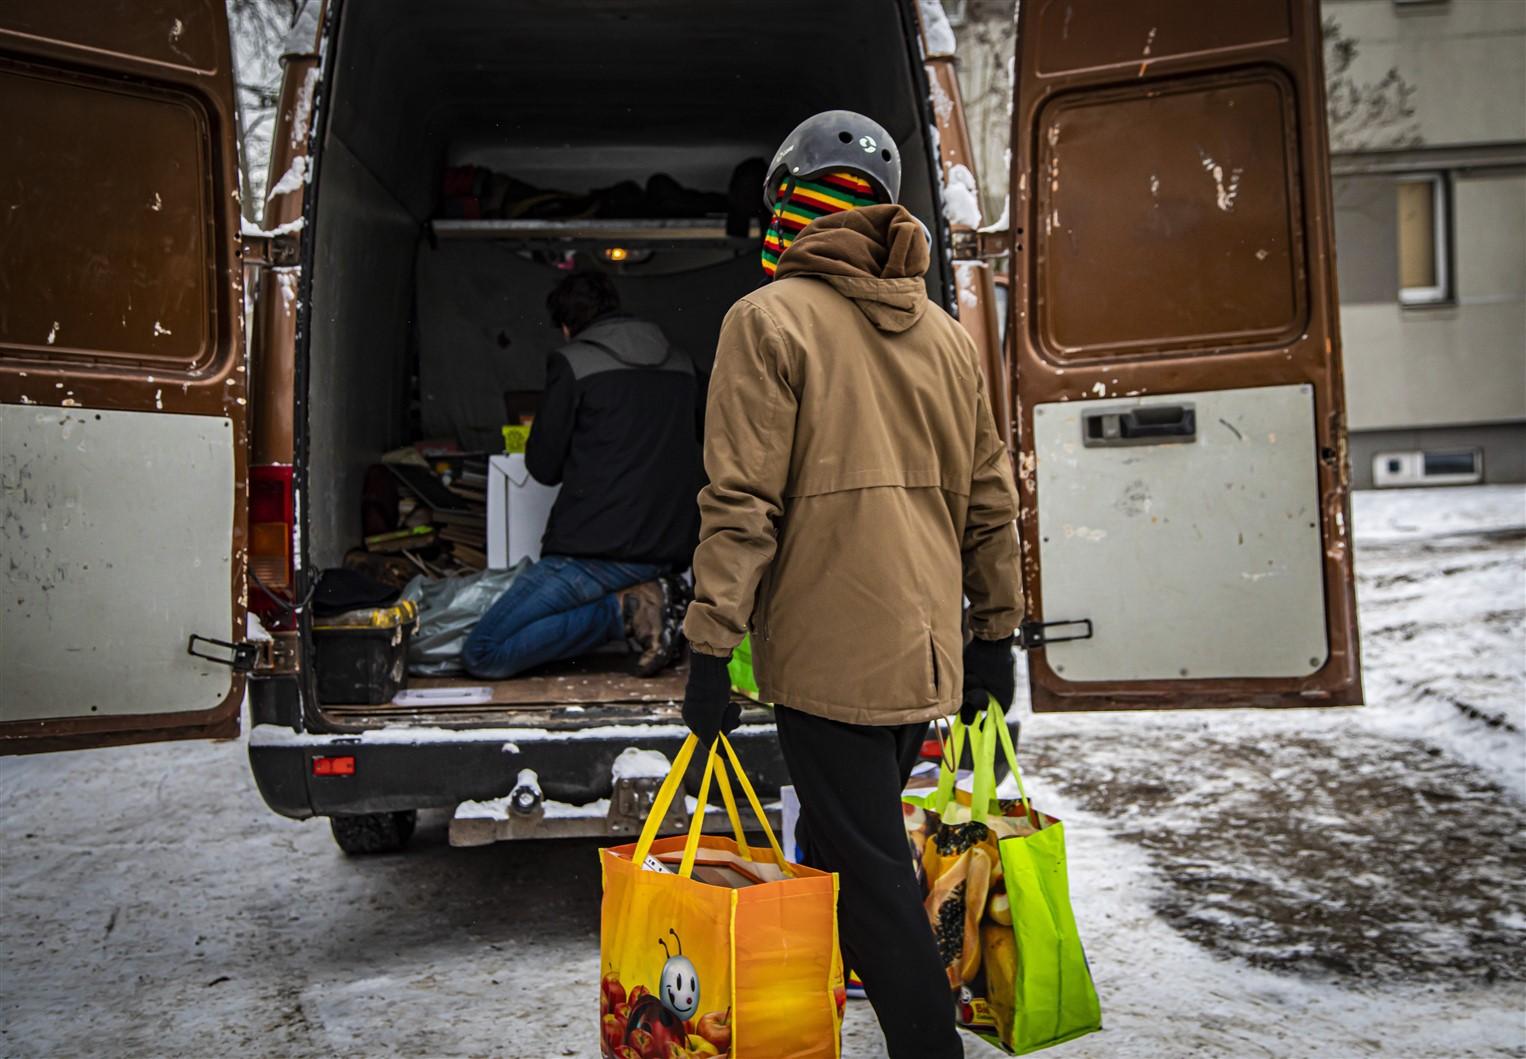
566, 315, 672, 367
773, 203, 930, 333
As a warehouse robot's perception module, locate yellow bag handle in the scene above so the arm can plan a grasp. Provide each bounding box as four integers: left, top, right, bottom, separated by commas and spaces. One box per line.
719, 733, 792, 874
632, 733, 699, 868
714, 755, 755, 862
631, 734, 793, 879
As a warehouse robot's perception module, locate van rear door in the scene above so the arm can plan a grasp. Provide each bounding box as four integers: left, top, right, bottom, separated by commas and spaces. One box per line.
1009, 0, 1362, 710
0, 1, 249, 751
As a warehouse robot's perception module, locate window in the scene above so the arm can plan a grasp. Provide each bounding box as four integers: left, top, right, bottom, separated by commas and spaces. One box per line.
1396, 174, 1450, 306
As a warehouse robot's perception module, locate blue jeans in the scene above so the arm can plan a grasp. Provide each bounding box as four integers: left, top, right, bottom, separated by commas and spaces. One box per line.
461, 556, 666, 679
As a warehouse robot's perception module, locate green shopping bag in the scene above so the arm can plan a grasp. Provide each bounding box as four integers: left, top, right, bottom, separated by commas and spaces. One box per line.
904, 704, 1101, 1055
728, 634, 761, 700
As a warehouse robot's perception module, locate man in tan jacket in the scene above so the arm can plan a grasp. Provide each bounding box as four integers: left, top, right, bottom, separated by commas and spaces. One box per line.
682, 111, 1023, 1057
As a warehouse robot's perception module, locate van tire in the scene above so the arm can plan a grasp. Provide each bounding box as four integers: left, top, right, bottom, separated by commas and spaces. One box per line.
329, 810, 417, 854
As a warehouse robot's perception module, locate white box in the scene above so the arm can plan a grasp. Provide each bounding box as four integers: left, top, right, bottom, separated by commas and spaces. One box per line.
487, 454, 560, 569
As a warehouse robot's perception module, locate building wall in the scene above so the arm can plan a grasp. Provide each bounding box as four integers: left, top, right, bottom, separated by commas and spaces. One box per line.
1325, 0, 1526, 484
1324, 0, 1526, 147
946, 0, 1526, 484
1337, 169, 1526, 431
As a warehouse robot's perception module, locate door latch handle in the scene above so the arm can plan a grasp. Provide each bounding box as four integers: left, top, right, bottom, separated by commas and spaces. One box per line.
1018, 619, 1093, 650
187, 634, 261, 673
1083, 403, 1196, 447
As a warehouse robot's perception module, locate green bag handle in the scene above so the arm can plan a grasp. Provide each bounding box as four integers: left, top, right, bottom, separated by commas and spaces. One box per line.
904, 712, 966, 817
985, 698, 1038, 828
906, 708, 997, 824
905, 699, 1037, 828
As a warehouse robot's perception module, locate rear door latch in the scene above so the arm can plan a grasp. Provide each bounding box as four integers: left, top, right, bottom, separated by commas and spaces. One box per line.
1018, 619, 1093, 650
187, 634, 261, 673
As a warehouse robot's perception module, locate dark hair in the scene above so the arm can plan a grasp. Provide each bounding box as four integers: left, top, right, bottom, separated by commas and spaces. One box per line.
546, 271, 620, 335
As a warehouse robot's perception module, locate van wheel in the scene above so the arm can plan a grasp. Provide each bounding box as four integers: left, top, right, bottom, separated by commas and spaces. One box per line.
329, 810, 417, 854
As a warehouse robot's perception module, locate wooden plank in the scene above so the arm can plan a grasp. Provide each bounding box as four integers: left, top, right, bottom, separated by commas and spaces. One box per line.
409, 654, 687, 706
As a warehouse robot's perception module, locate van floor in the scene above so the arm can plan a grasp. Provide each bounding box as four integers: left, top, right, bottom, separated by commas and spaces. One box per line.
320, 653, 688, 729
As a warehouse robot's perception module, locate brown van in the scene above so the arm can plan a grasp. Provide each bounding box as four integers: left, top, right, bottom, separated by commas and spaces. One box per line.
0, 0, 1360, 852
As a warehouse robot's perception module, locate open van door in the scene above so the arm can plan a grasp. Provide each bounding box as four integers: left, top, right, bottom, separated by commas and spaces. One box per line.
1009, 0, 1362, 711
0, 1, 249, 751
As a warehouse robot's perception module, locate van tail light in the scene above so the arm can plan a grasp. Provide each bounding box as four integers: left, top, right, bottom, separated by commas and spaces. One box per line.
313, 755, 356, 777
249, 465, 295, 624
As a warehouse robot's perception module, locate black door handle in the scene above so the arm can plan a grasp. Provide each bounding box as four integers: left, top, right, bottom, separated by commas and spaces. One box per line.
1083, 403, 1196, 447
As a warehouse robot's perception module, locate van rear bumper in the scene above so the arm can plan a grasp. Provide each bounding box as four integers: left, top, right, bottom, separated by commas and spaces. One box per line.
246, 717, 788, 820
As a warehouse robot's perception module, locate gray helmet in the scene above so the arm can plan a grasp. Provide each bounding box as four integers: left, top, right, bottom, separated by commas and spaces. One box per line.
762, 110, 901, 209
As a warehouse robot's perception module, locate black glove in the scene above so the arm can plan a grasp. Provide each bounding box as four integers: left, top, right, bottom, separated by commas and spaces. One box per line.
683, 652, 741, 746
961, 635, 1016, 724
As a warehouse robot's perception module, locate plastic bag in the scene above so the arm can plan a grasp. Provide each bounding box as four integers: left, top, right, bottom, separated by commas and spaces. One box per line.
399, 562, 526, 676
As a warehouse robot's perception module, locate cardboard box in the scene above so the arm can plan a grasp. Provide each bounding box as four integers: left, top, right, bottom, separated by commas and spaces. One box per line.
487, 454, 559, 569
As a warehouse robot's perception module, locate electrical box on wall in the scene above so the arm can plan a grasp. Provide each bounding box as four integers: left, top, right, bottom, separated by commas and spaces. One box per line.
1372, 449, 1483, 488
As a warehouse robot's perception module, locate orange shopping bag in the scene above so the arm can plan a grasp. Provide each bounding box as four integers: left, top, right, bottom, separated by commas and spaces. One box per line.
599, 734, 846, 1059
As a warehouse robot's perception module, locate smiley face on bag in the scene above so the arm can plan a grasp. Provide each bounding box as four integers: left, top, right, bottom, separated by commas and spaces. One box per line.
658, 928, 700, 1019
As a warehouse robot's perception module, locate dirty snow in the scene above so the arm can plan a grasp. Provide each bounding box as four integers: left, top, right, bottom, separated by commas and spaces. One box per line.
2, 486, 1523, 1058
942, 162, 983, 228
918, 0, 957, 57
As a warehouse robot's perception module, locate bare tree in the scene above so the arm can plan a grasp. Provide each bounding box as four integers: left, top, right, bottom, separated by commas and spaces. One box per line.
1324, 16, 1422, 154
227, 0, 303, 225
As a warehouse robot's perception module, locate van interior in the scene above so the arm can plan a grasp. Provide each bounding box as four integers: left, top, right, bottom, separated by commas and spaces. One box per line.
299, 0, 949, 725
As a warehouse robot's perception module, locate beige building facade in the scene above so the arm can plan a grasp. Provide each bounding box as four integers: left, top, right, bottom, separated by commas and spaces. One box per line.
946, 0, 1525, 486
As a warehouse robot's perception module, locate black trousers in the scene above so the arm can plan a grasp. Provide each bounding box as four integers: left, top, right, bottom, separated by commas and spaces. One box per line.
774, 706, 963, 1059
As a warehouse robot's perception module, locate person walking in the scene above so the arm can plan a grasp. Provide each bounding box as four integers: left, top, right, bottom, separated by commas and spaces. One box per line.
680, 111, 1023, 1058
463, 271, 699, 680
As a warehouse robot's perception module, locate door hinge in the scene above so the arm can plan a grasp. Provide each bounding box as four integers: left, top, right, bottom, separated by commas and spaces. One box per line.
187, 634, 264, 673
951, 228, 1012, 262
241, 231, 301, 268
1018, 619, 1093, 650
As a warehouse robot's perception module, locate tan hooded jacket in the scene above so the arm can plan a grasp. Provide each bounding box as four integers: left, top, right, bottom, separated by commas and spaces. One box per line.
684, 204, 1023, 725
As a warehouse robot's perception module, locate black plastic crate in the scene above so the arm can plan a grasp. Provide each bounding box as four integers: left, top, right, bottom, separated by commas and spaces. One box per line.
312, 601, 419, 705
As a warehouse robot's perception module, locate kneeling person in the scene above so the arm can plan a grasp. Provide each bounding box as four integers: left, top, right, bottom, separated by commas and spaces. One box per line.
463, 271, 700, 679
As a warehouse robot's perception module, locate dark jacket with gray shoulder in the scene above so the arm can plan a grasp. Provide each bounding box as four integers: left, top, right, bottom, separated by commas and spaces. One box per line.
525, 314, 701, 567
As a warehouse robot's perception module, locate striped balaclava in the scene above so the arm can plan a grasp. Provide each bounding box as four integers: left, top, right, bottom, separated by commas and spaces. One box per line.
762, 170, 881, 278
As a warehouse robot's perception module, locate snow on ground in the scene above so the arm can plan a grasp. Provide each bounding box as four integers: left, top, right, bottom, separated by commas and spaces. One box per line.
2, 486, 1523, 1058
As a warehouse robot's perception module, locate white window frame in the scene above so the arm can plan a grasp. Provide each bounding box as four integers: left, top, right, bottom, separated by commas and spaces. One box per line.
1397, 172, 1451, 307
